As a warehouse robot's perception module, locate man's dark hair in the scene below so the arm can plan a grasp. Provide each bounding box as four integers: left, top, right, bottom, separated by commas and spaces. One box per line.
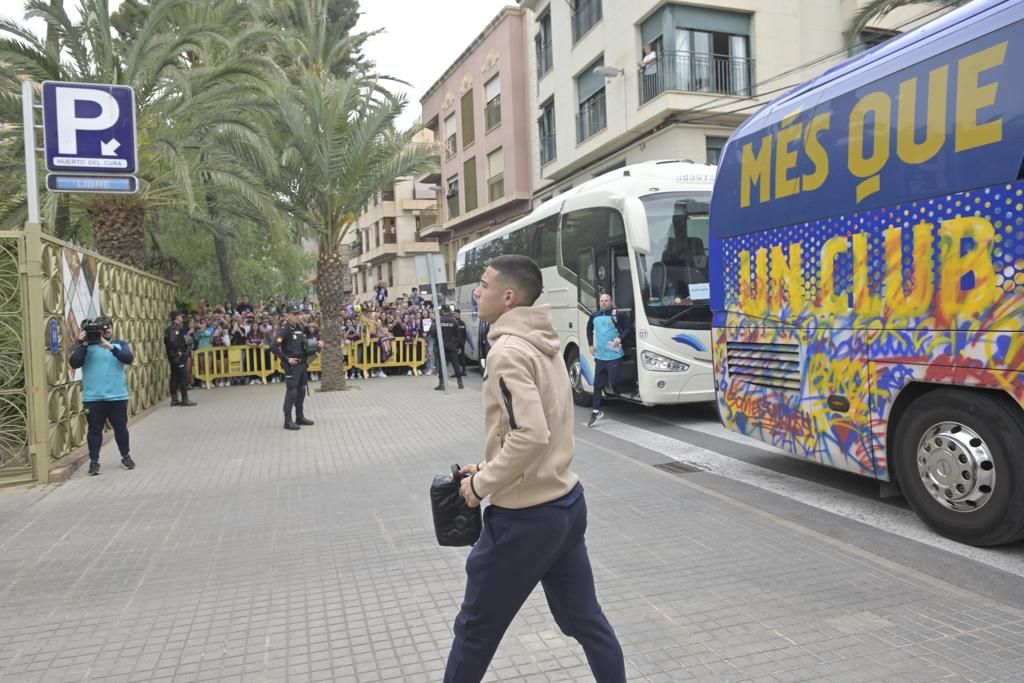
488, 255, 543, 306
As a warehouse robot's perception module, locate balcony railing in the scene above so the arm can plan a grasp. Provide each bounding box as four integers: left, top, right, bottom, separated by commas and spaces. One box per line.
536, 39, 553, 78
383, 225, 397, 244
446, 194, 460, 220
539, 133, 556, 166
639, 51, 754, 104
484, 96, 501, 130
575, 93, 607, 144
571, 0, 602, 43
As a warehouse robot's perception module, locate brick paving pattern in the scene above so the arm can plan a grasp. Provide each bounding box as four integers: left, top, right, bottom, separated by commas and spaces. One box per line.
0, 376, 1022, 682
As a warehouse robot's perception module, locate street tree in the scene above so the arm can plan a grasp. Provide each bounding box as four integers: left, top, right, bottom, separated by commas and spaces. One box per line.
846, 0, 971, 44
274, 73, 436, 391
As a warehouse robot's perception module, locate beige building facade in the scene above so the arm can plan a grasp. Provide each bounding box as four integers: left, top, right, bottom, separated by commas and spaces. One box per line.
347, 167, 443, 305
518, 0, 952, 199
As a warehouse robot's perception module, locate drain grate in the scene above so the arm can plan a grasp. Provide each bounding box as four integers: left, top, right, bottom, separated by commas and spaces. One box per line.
654, 461, 705, 475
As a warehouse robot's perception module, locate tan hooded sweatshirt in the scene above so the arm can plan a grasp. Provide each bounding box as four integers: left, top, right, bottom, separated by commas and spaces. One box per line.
470, 304, 579, 508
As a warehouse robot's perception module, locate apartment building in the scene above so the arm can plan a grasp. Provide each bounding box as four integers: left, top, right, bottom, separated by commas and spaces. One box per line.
519, 0, 951, 199
419, 5, 534, 288
347, 132, 444, 303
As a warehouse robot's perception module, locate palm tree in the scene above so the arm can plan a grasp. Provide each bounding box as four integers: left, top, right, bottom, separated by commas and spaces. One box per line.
0, 0, 283, 273
847, 0, 971, 45
275, 73, 437, 391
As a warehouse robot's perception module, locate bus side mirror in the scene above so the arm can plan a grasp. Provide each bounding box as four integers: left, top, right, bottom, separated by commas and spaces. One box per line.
623, 197, 650, 255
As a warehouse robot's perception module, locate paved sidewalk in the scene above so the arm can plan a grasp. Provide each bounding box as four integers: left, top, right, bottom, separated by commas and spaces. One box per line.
1, 375, 1023, 682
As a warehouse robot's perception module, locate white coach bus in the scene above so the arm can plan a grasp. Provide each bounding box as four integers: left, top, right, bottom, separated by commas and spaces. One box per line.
454, 160, 716, 407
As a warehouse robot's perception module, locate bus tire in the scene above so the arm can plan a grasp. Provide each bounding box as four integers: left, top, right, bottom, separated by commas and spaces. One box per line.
565, 347, 591, 407
892, 389, 1024, 546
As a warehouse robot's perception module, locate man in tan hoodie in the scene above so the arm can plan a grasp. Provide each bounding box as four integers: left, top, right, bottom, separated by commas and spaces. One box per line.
444, 255, 625, 683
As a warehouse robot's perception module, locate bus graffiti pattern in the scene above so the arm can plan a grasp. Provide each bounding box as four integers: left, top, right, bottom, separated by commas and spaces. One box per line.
716, 182, 1024, 479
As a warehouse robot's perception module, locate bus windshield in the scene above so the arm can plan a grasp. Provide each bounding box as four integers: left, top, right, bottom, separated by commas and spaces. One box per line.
637, 192, 711, 328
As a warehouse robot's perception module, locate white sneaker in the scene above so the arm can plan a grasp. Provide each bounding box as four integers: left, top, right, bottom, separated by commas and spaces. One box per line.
587, 410, 604, 428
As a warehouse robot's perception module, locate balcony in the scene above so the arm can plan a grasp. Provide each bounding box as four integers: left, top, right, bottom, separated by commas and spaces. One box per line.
575, 93, 607, 144
484, 96, 501, 130
571, 0, 602, 43
536, 40, 553, 79
639, 51, 754, 105
539, 133, 556, 166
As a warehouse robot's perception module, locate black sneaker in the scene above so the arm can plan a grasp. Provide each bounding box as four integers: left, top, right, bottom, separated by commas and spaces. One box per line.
587, 410, 604, 428
88, 461, 100, 476
121, 456, 135, 470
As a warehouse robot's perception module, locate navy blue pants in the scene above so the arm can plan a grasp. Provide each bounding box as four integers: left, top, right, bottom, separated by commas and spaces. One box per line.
593, 358, 622, 411
84, 399, 130, 463
444, 485, 625, 683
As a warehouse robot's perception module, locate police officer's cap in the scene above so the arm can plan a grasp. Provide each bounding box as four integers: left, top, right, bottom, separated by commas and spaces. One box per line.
285, 304, 301, 314
170, 309, 182, 319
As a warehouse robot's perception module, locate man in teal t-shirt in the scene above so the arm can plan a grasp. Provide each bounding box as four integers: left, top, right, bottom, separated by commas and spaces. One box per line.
68, 316, 135, 476
585, 294, 633, 427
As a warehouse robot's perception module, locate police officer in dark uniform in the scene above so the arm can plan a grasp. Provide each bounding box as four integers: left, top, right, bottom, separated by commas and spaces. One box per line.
270, 305, 317, 430
431, 305, 464, 391
164, 310, 196, 407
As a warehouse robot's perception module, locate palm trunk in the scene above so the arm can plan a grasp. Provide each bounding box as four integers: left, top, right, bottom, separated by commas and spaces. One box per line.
213, 234, 236, 303
316, 246, 349, 392
54, 195, 72, 240
87, 196, 145, 269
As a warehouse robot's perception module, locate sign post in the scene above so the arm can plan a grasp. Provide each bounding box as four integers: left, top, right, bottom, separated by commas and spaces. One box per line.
41, 81, 138, 193
415, 253, 449, 392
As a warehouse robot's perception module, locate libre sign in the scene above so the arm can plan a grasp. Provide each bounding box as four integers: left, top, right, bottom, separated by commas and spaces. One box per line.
41, 81, 138, 175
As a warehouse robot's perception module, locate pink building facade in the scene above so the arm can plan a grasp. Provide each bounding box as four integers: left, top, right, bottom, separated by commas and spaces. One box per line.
419, 6, 534, 287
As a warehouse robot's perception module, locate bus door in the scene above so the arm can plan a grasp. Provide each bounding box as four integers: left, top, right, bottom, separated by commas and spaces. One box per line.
610, 243, 638, 396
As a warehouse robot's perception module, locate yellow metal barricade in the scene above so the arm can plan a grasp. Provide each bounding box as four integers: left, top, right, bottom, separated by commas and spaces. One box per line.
192, 340, 428, 386
346, 337, 427, 375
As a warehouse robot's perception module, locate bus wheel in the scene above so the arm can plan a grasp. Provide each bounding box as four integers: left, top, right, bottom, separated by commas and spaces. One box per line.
893, 389, 1024, 546
565, 347, 591, 407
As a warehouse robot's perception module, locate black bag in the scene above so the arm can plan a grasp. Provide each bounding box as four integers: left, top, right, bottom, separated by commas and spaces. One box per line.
430, 464, 482, 547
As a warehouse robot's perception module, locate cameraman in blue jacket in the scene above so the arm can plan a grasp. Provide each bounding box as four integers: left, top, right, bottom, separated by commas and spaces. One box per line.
69, 316, 135, 476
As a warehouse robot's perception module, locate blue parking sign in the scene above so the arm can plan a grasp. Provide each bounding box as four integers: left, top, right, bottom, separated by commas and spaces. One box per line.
41, 81, 137, 175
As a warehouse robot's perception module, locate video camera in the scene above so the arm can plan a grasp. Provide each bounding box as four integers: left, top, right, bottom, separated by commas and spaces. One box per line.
81, 317, 111, 344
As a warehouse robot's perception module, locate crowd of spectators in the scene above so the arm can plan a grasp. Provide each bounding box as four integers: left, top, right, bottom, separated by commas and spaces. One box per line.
180, 284, 460, 386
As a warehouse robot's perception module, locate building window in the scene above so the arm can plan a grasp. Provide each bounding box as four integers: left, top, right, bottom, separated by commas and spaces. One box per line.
464, 157, 478, 213
461, 91, 475, 148
639, 8, 753, 103
374, 221, 380, 248
535, 10, 553, 78
387, 262, 393, 285
852, 28, 899, 55
444, 112, 457, 159
538, 98, 556, 166
706, 136, 728, 165
484, 75, 501, 131
446, 174, 460, 219
571, 0, 602, 43
487, 148, 504, 202
576, 58, 607, 143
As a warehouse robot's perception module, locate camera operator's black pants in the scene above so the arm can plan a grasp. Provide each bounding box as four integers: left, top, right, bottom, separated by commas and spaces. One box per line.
283, 360, 308, 418
168, 355, 188, 398
84, 400, 130, 463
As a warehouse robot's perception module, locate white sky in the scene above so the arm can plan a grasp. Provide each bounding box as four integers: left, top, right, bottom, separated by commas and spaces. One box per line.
0, 0, 515, 129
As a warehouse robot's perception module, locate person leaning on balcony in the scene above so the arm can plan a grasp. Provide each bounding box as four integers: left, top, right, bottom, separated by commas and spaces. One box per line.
640, 43, 658, 97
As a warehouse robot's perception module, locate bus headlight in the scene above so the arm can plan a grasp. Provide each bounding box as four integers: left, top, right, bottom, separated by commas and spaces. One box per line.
641, 351, 690, 373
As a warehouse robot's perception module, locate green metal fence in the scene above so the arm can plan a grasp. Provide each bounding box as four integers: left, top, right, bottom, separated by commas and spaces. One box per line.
0, 226, 176, 486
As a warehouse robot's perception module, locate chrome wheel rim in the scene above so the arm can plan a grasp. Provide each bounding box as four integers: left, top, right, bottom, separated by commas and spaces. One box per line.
568, 357, 583, 392
916, 421, 996, 512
